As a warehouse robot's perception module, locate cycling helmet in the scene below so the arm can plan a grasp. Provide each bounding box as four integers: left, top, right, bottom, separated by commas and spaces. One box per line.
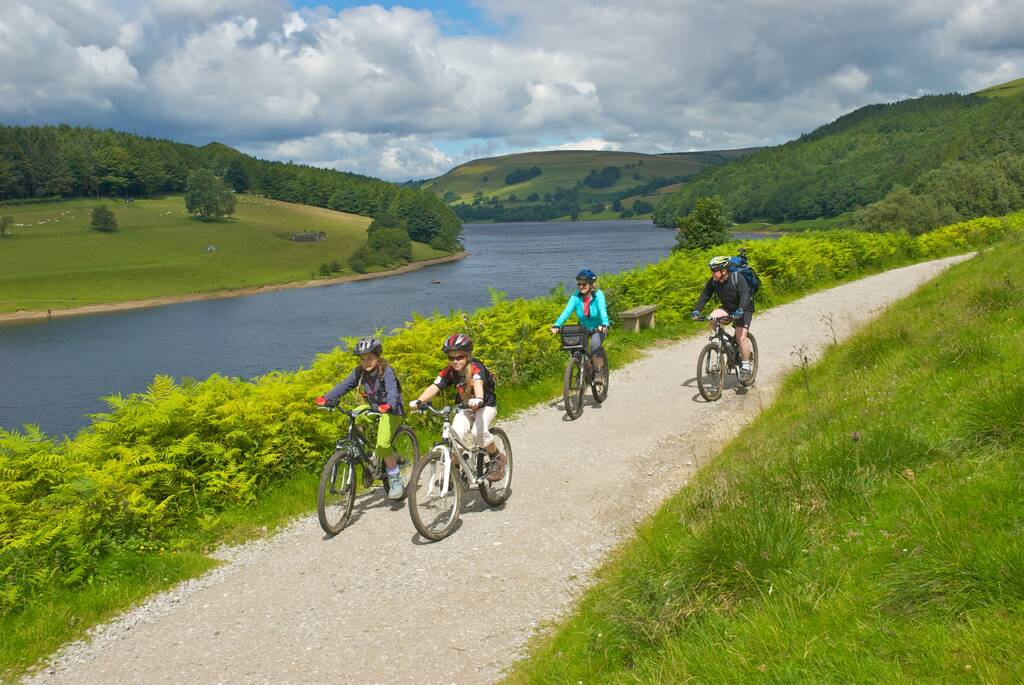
353, 336, 383, 355
708, 256, 731, 271
576, 269, 597, 283
441, 333, 473, 354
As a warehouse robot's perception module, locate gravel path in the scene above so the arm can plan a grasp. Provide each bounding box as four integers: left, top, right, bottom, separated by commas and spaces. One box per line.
25, 255, 970, 685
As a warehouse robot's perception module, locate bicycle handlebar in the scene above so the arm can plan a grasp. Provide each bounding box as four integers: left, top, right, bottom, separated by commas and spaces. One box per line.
316, 405, 382, 418
409, 402, 452, 417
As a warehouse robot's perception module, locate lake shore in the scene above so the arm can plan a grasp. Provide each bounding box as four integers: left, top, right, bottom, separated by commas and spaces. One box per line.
0, 251, 468, 323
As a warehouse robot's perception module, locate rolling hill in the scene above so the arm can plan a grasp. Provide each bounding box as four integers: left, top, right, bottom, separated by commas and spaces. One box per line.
421, 148, 759, 223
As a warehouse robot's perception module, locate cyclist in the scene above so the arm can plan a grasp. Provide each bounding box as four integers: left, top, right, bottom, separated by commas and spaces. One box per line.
408, 333, 506, 482
315, 336, 407, 500
549, 269, 609, 391
691, 255, 754, 378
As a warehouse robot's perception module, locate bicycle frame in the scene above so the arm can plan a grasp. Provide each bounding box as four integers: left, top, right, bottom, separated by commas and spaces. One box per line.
705, 317, 741, 369
419, 406, 491, 496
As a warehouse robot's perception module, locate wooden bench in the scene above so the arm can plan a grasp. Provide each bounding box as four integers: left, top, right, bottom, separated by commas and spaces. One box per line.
619, 304, 659, 332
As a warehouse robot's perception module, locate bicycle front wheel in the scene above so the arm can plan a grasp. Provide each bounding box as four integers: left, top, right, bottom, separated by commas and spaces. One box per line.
697, 342, 725, 402
317, 449, 356, 535
590, 348, 609, 403
738, 333, 759, 387
563, 355, 585, 420
479, 427, 513, 507
408, 447, 462, 541
384, 425, 420, 500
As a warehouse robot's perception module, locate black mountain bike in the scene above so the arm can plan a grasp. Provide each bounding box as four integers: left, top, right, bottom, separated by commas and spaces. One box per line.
696, 315, 759, 402
315, 406, 420, 535
557, 324, 609, 420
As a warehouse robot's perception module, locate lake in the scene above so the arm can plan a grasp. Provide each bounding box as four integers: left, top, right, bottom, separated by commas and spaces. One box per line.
0, 221, 774, 437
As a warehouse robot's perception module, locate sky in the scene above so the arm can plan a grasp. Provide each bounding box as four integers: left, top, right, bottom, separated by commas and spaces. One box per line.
1, 1, 1022, 181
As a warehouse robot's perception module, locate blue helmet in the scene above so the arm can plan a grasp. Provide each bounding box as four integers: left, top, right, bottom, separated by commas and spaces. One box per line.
576, 269, 597, 283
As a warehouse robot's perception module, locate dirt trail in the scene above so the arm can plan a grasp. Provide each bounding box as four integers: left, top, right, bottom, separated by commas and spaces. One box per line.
25, 255, 970, 685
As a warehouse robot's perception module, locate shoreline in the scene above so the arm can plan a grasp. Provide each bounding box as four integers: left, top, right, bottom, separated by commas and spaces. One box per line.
0, 251, 468, 324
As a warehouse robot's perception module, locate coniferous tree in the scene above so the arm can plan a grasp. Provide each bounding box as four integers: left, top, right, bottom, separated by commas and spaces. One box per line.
90, 205, 118, 232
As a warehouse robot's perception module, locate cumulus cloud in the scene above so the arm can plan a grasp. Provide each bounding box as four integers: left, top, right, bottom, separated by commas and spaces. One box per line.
1, 0, 1022, 180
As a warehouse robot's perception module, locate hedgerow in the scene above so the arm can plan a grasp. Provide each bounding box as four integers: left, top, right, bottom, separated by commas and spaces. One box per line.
1, 211, 1022, 614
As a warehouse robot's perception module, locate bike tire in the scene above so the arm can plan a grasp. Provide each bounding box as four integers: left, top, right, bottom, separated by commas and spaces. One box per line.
478, 427, 513, 507
563, 355, 584, 420
697, 342, 725, 402
408, 447, 462, 541
384, 425, 420, 500
590, 348, 609, 403
738, 333, 759, 387
317, 449, 356, 535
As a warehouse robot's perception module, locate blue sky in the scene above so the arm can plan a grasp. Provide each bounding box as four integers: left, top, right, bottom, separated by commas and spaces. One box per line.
2, 0, 1022, 180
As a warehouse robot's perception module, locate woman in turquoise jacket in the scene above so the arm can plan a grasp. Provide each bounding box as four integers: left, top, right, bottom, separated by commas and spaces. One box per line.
550, 269, 609, 388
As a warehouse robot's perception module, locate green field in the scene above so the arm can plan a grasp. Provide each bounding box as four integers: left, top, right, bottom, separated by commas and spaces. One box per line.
422, 150, 740, 204
976, 77, 1024, 98
507, 242, 1024, 682
0, 195, 447, 313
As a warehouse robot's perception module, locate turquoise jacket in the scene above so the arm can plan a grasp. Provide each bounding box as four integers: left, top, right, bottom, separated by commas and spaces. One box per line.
554, 289, 609, 330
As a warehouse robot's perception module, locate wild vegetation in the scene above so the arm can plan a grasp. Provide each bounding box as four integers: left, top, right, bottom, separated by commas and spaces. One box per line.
508, 235, 1024, 683
0, 195, 446, 313
654, 87, 1024, 226
2, 211, 1020, 678
0, 125, 461, 250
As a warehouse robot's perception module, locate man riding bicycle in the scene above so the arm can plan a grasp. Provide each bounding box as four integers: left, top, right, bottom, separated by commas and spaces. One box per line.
550, 269, 609, 391
691, 255, 754, 378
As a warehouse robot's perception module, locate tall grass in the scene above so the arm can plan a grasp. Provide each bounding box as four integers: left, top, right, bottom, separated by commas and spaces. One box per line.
508, 237, 1024, 683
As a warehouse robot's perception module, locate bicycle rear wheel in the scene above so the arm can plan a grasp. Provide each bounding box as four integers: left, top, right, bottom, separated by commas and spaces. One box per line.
697, 342, 725, 401
738, 333, 759, 387
408, 447, 462, 541
317, 449, 356, 535
590, 348, 609, 403
563, 355, 585, 420
479, 427, 513, 506
384, 425, 420, 500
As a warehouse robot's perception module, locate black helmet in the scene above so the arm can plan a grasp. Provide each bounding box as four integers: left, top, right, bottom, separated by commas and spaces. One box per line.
441, 333, 473, 354
354, 336, 382, 355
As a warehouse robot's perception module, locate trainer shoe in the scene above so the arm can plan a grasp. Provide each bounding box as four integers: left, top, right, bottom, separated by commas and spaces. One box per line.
387, 472, 404, 500
486, 451, 507, 482
739, 361, 752, 379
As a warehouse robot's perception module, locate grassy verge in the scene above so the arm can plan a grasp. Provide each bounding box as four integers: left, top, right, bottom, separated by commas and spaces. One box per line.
0, 195, 447, 313
506, 240, 1024, 682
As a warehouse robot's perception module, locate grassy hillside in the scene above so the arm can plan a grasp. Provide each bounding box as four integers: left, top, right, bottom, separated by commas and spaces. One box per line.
977, 77, 1024, 98
508, 240, 1024, 682
654, 78, 1024, 226
422, 149, 758, 223
0, 195, 447, 313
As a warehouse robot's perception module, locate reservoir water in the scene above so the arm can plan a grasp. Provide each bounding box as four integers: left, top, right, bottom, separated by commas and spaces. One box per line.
0, 221, 773, 437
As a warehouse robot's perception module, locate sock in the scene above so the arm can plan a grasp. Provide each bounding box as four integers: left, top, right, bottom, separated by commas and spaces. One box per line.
387, 465, 400, 476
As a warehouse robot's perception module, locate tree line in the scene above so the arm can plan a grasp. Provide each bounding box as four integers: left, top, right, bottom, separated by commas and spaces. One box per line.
653, 92, 1024, 227
0, 125, 462, 250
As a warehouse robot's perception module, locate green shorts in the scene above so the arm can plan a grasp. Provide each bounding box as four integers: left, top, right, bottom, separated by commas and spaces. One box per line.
355, 405, 403, 451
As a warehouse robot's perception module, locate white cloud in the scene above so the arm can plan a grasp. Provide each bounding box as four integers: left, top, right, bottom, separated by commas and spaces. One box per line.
1, 0, 1022, 179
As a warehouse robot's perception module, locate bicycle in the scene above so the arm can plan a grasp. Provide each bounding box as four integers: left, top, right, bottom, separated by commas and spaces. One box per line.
406, 402, 513, 542
695, 315, 759, 402
315, 406, 420, 535
556, 324, 609, 420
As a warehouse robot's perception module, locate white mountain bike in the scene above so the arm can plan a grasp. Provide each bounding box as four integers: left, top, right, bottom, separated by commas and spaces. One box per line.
407, 402, 513, 541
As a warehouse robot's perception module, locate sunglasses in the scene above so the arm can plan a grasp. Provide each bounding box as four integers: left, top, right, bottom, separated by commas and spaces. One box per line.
447, 354, 468, 361
576, 281, 591, 286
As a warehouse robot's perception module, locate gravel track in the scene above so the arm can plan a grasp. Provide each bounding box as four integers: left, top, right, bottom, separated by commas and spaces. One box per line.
24, 255, 970, 685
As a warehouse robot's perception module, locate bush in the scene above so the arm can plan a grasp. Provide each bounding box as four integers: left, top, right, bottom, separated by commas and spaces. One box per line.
674, 195, 729, 250
90, 205, 118, 232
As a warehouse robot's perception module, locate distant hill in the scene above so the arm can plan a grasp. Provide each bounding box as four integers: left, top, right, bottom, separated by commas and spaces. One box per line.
0, 125, 461, 250
654, 78, 1024, 226
421, 148, 759, 223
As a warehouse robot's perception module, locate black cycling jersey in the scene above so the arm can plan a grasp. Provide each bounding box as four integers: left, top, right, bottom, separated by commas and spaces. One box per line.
694, 271, 753, 315
434, 358, 497, 408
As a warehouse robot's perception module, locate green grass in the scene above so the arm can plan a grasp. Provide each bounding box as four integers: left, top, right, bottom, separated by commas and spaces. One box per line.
422, 150, 722, 204
975, 76, 1024, 99
732, 213, 855, 232
0, 195, 447, 313
506, 240, 1024, 683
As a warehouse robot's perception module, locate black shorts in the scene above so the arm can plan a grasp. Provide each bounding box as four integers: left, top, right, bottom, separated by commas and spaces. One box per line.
732, 308, 753, 329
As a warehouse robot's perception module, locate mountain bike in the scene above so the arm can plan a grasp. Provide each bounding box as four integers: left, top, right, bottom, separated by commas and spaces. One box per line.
695, 315, 759, 402
557, 324, 609, 420
315, 406, 420, 535
406, 403, 513, 542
